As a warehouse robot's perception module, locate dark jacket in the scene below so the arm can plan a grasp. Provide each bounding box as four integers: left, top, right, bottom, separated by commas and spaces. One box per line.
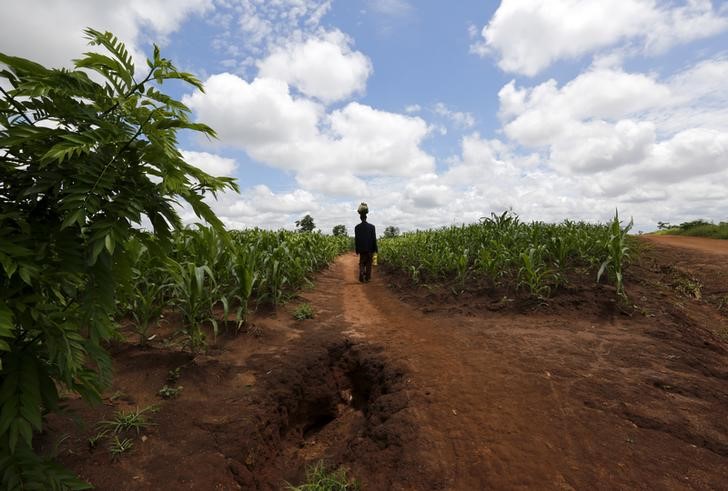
354, 221, 378, 254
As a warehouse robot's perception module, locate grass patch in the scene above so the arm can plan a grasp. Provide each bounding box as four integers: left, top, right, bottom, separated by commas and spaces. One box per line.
108, 436, 134, 460
293, 303, 315, 320
286, 461, 359, 490
99, 405, 159, 435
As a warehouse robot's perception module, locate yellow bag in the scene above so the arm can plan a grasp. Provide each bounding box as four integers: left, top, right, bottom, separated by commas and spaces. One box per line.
372, 253, 378, 266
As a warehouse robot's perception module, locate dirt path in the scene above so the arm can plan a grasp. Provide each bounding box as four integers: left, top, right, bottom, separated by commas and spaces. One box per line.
643, 234, 728, 255
297, 253, 728, 489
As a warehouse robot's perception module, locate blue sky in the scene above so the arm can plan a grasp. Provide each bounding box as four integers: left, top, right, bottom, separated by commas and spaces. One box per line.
2, 1, 728, 233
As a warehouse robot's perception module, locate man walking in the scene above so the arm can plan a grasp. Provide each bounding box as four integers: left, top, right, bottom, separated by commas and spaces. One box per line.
354, 203, 378, 283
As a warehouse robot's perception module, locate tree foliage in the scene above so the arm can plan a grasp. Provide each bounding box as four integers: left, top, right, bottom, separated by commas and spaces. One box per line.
332, 224, 347, 236
383, 226, 400, 238
295, 214, 316, 233
0, 28, 237, 487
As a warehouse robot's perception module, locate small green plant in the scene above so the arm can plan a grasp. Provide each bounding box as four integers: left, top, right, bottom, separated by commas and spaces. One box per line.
157, 385, 183, 399
127, 277, 166, 346
408, 264, 421, 284
293, 303, 315, 320
598, 210, 633, 302
167, 367, 182, 384
518, 246, 551, 298
108, 436, 133, 460
99, 405, 159, 435
166, 259, 218, 353
87, 429, 110, 450
286, 461, 360, 491
452, 249, 470, 295
476, 245, 505, 284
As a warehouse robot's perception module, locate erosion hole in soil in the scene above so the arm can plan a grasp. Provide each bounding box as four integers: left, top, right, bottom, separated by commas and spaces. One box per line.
229, 339, 407, 489
273, 341, 398, 446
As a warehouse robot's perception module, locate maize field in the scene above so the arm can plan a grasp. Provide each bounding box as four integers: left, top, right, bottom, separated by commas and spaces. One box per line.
378, 211, 634, 299
118, 226, 350, 351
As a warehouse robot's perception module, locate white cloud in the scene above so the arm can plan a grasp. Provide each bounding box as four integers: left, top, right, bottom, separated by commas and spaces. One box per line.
257, 30, 372, 103
475, 0, 728, 76
248, 185, 317, 214
210, 0, 333, 70
549, 119, 656, 173
295, 173, 369, 197
326, 102, 434, 176
498, 59, 728, 183
500, 68, 669, 147
636, 128, 728, 183
0, 0, 212, 69
404, 104, 422, 113
180, 150, 237, 176
183, 73, 323, 147
404, 174, 451, 209
433, 103, 476, 129
184, 74, 435, 194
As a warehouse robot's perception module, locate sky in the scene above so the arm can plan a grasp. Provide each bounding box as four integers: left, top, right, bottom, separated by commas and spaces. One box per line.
2, 0, 728, 233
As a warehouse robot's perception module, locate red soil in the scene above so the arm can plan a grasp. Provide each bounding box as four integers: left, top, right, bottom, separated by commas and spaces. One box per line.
643, 234, 728, 256
39, 236, 728, 489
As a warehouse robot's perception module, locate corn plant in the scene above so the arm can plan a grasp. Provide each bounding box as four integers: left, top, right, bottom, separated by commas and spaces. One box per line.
475, 243, 508, 285
165, 259, 219, 352
228, 250, 256, 330
127, 277, 166, 346
380, 210, 633, 301
518, 246, 551, 298
121, 227, 351, 348
597, 211, 633, 302
452, 249, 470, 295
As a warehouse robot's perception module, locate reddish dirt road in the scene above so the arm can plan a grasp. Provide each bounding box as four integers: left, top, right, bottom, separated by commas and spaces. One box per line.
44, 239, 728, 490
643, 234, 728, 255
318, 252, 728, 489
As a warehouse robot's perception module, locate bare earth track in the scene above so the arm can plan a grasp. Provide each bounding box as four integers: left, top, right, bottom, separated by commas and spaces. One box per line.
643, 234, 728, 255
41, 236, 728, 489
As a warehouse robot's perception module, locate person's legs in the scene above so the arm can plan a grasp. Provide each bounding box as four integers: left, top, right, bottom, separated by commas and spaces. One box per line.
359, 252, 372, 282
364, 253, 373, 282
358, 253, 367, 282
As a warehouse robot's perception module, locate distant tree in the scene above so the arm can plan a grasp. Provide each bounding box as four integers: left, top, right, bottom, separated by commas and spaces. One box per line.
332, 224, 347, 236
296, 214, 316, 232
657, 221, 672, 230
383, 226, 400, 238
678, 219, 711, 230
